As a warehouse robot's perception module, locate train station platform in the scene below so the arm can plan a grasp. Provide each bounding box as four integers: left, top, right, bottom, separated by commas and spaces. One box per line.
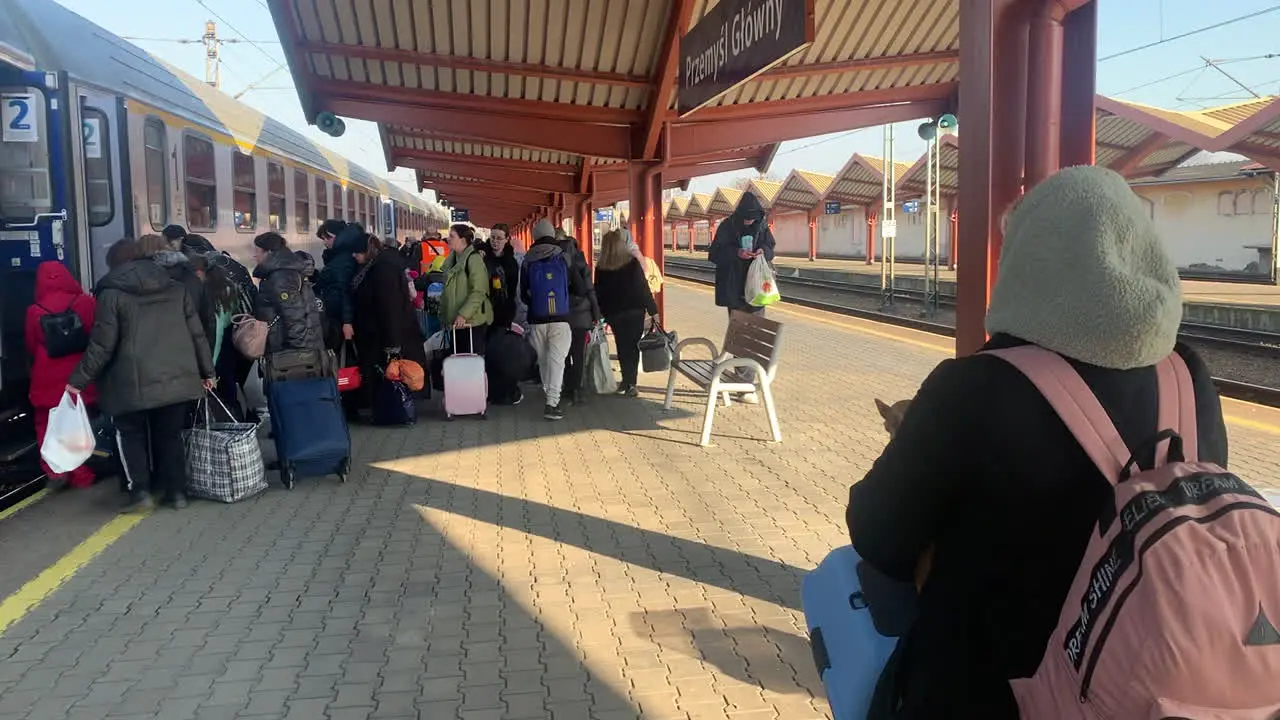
0, 282, 1277, 720
664, 250, 1280, 332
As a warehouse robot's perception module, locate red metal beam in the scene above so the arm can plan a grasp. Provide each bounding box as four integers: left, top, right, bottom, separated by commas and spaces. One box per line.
1108, 131, 1169, 177
641, 0, 694, 159
296, 41, 651, 89
670, 99, 948, 156
421, 182, 553, 207
578, 158, 596, 194
330, 99, 630, 159
663, 158, 762, 182
315, 78, 643, 125
1232, 141, 1280, 168
674, 82, 957, 122
266, 0, 317, 122
403, 160, 578, 193
760, 50, 959, 81
389, 147, 578, 175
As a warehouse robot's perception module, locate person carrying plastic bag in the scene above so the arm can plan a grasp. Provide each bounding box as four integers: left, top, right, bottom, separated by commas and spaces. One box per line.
745, 255, 781, 307
708, 193, 776, 402
26, 260, 99, 490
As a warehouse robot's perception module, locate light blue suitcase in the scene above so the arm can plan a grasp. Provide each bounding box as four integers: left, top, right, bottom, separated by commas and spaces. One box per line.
801, 545, 907, 720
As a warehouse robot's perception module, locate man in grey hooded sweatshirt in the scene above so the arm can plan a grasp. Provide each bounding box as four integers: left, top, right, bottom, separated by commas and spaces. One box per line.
520, 218, 586, 420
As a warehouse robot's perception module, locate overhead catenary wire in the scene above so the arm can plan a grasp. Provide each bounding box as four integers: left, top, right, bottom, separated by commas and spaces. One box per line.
1100, 6, 1280, 62
191, 0, 282, 65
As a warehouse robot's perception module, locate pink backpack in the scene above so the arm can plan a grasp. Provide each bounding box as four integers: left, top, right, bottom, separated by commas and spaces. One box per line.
987, 346, 1280, 720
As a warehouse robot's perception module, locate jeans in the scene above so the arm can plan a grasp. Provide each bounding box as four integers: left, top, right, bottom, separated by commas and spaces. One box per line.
114, 402, 189, 500
529, 323, 572, 406
563, 326, 589, 397
607, 309, 646, 386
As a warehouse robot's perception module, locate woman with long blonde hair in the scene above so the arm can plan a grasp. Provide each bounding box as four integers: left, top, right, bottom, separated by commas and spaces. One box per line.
593, 229, 657, 396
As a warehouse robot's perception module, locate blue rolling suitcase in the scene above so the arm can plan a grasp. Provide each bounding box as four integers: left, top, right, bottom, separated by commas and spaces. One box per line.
802, 545, 910, 720
267, 376, 351, 489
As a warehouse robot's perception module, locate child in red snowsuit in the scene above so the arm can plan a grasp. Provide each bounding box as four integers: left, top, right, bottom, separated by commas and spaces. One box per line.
25, 261, 98, 489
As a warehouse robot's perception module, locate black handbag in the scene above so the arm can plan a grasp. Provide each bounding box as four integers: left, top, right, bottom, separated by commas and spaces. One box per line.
637, 320, 677, 373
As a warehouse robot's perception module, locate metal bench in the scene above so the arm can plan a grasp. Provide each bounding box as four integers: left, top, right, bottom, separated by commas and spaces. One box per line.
663, 310, 783, 446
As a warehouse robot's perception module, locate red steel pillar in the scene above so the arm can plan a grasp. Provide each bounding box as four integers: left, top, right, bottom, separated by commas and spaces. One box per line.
949, 205, 959, 270
645, 169, 665, 317
576, 198, 593, 268
807, 209, 819, 260
1025, 5, 1064, 188
1060, 1, 1097, 167
628, 163, 646, 249
865, 210, 877, 264
956, 0, 1028, 357
687, 220, 695, 252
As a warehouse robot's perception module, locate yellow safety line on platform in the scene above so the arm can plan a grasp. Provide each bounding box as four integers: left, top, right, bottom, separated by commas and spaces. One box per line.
667, 279, 1280, 436
0, 489, 49, 523
0, 512, 147, 636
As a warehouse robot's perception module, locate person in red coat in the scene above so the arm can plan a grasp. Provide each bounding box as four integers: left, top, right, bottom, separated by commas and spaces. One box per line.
25, 261, 98, 490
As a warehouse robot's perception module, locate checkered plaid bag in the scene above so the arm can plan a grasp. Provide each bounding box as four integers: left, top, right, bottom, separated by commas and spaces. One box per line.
183, 393, 267, 503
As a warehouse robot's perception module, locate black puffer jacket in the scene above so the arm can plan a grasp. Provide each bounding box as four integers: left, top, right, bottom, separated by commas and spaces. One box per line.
708, 193, 776, 309
254, 250, 324, 354
68, 259, 213, 415
152, 250, 215, 353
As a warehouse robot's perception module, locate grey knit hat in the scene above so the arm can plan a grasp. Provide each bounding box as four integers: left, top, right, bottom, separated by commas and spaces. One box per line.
533, 218, 556, 240
985, 165, 1182, 370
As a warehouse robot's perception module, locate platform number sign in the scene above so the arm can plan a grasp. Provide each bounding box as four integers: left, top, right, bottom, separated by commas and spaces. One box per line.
2, 93, 39, 143
824, 201, 841, 215
450, 208, 469, 223
82, 117, 103, 159
902, 200, 920, 214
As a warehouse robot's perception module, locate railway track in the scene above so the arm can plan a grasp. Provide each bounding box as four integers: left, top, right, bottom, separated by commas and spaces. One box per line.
664, 264, 1280, 408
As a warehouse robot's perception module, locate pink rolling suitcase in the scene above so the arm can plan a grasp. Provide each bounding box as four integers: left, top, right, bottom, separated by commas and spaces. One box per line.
443, 327, 488, 419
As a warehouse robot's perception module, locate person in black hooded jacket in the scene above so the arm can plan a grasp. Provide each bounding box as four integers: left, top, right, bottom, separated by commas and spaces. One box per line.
140, 234, 215, 358
351, 235, 428, 401
708, 193, 776, 316
251, 232, 324, 355
482, 224, 521, 330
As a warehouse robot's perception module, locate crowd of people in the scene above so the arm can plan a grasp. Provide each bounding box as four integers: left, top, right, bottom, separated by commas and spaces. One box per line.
23, 212, 677, 509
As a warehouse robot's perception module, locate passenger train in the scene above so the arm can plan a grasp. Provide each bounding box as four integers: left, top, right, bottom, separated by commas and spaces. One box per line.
0, 0, 446, 449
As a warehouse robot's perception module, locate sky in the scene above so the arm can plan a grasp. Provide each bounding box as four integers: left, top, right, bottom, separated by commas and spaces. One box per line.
52, 0, 1280, 200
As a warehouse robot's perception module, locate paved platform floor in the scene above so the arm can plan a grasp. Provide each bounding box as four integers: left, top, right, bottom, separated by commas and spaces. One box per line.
0, 282, 1277, 720
665, 250, 1280, 307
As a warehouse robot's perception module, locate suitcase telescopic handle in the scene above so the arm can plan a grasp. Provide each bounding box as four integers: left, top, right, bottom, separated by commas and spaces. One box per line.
452, 324, 473, 350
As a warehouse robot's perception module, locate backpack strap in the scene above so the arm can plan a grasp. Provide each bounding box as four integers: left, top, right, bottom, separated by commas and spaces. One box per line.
1158, 352, 1200, 464
985, 346, 1131, 486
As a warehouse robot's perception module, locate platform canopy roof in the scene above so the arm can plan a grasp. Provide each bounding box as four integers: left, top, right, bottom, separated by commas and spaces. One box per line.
896, 133, 960, 198
685, 192, 715, 220
664, 195, 691, 220
825, 155, 910, 206
745, 178, 783, 210
268, 0, 960, 226
774, 170, 836, 211
1095, 96, 1280, 171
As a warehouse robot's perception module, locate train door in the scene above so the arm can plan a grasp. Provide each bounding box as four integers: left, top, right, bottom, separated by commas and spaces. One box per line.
69, 86, 130, 286
0, 63, 70, 403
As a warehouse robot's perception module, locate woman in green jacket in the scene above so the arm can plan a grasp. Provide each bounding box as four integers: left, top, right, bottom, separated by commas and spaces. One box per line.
439, 224, 494, 354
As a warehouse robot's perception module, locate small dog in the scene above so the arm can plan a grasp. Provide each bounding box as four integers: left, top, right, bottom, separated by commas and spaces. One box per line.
873, 396, 934, 591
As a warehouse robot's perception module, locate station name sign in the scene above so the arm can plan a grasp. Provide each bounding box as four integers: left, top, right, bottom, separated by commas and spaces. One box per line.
678, 0, 815, 115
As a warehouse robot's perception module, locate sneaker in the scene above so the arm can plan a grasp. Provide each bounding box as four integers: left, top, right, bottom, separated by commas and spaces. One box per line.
511, 388, 524, 406
739, 392, 760, 405
119, 493, 154, 514
544, 404, 565, 421
46, 475, 69, 493
623, 384, 639, 398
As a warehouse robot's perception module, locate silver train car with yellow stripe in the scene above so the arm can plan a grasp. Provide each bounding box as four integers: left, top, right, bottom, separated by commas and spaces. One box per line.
0, 0, 444, 421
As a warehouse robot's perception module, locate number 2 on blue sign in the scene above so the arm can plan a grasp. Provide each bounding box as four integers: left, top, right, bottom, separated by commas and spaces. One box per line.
83, 120, 95, 143
7, 98, 30, 131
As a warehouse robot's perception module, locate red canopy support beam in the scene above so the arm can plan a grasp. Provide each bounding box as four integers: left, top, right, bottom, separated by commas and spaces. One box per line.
420, 183, 553, 207
1109, 132, 1168, 177
406, 160, 579, 193
866, 210, 877, 264
956, 0, 1027, 357
1060, 1, 1097, 167
1025, 4, 1064, 188
647, 168, 666, 316
807, 208, 820, 261
640, 0, 693, 160
391, 148, 579, 175
760, 50, 960, 82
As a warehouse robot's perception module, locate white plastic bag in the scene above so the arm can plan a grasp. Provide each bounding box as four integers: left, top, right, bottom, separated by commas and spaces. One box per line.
586, 327, 618, 394
745, 255, 781, 307
41, 391, 95, 474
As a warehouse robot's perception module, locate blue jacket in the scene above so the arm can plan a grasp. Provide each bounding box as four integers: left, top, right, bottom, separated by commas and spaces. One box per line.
316, 224, 365, 325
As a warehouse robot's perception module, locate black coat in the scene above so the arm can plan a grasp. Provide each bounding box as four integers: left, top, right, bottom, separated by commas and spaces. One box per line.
594, 258, 658, 319
151, 250, 215, 354
708, 193, 776, 308
351, 251, 427, 371
316, 223, 365, 325
254, 250, 324, 354
847, 335, 1229, 720
481, 244, 521, 328
68, 259, 214, 415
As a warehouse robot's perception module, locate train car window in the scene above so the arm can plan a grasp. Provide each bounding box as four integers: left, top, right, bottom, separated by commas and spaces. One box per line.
346, 188, 355, 223
143, 118, 168, 230
183, 133, 217, 231
330, 184, 339, 221
315, 177, 329, 221
233, 151, 256, 232
0, 86, 53, 222
295, 169, 311, 232
267, 160, 286, 232
82, 107, 115, 227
